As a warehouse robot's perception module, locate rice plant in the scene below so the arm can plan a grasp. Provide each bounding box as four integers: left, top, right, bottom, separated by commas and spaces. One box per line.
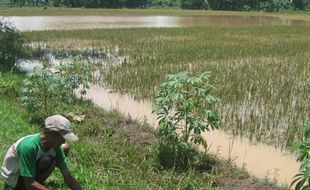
24, 24, 310, 148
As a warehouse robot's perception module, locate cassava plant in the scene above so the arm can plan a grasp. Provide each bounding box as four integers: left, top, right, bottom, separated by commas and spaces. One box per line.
153, 71, 219, 169
291, 123, 310, 190
57, 55, 92, 97
20, 68, 58, 118
20, 55, 92, 121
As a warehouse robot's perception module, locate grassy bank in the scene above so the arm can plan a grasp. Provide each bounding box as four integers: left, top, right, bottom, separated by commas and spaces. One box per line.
0, 72, 284, 189
24, 25, 310, 147
0, 7, 310, 21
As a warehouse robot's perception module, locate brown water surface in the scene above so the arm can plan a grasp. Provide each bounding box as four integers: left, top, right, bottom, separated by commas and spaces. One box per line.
18, 56, 300, 187
85, 84, 299, 187
15, 14, 307, 186
6, 15, 310, 31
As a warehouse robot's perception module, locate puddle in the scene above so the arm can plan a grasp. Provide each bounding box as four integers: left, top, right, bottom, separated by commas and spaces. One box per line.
84, 83, 299, 187
3, 15, 310, 31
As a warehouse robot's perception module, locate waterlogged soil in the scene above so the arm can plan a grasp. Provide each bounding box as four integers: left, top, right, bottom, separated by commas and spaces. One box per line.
106, 117, 283, 190
0, 72, 284, 190
8, 15, 310, 31
216, 177, 281, 190
122, 122, 157, 147
131, 128, 282, 189
17, 56, 289, 189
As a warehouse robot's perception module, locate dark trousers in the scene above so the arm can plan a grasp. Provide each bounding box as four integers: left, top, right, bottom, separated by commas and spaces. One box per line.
4, 155, 55, 190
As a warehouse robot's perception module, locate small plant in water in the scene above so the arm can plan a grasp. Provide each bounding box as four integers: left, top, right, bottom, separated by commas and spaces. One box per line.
153, 71, 219, 169
291, 123, 310, 190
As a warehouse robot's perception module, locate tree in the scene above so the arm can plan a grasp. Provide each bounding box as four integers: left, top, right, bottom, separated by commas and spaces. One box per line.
53, 0, 61, 6
181, 0, 206, 9
126, 0, 147, 7
293, 0, 306, 10
84, 0, 99, 7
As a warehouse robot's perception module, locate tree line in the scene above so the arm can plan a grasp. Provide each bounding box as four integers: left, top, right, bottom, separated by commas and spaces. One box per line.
3, 0, 310, 12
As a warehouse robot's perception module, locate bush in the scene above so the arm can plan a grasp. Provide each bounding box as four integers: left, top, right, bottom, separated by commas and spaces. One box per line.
20, 55, 92, 121
0, 18, 27, 72
181, 0, 206, 9
153, 72, 219, 169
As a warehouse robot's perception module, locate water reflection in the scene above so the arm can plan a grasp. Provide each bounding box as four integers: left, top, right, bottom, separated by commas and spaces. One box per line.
5, 15, 310, 31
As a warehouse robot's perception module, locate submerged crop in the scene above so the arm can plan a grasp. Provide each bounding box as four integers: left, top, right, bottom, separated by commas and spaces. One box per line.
24, 25, 310, 148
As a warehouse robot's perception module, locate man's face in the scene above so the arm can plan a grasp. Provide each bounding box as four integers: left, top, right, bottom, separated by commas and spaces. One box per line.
46, 131, 66, 148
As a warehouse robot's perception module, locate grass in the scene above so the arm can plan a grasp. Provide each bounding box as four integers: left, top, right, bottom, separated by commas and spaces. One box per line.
0, 72, 285, 190
0, 7, 310, 21
23, 25, 310, 148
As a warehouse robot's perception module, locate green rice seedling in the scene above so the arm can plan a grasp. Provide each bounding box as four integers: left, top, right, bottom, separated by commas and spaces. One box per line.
23, 24, 310, 147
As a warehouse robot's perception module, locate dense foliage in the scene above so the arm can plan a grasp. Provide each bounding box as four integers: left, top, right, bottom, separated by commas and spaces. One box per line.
153, 72, 219, 169
20, 56, 92, 121
3, 0, 310, 11
0, 19, 26, 72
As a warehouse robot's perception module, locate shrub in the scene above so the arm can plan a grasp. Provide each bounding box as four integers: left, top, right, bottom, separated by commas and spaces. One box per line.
0, 18, 27, 72
153, 71, 219, 169
20, 55, 92, 121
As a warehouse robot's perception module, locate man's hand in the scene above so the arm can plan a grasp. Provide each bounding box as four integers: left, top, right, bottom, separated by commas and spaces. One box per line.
62, 168, 82, 190
23, 177, 49, 190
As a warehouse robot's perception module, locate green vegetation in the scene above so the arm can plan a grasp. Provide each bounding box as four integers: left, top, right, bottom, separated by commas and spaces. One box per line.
1, 7, 310, 22
153, 72, 219, 169
24, 25, 310, 147
2, 0, 310, 11
0, 19, 27, 72
20, 55, 92, 121
0, 71, 283, 189
0, 9, 308, 189
291, 123, 310, 189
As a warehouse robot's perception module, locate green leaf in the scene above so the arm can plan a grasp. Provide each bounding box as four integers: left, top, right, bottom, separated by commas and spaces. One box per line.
305, 167, 310, 178
296, 178, 307, 190
153, 71, 219, 168
301, 160, 310, 170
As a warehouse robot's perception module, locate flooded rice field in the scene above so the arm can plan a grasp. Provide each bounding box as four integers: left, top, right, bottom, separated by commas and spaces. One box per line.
18, 50, 301, 186
6, 15, 310, 31
13, 13, 310, 187
85, 83, 299, 187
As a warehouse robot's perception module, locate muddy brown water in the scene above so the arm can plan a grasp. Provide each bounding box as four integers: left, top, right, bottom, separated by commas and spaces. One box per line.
85, 84, 299, 187
13, 14, 308, 187
5, 15, 310, 31
19, 53, 300, 187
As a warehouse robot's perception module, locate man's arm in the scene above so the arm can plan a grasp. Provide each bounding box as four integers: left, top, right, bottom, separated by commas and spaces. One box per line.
23, 177, 49, 190
61, 168, 82, 190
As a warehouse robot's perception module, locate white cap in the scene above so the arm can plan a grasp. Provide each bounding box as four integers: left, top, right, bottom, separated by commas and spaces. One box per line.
44, 115, 78, 142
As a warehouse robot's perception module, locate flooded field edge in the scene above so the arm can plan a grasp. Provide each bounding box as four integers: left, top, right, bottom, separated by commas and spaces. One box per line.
13, 13, 310, 187
2, 15, 309, 31
84, 84, 299, 187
